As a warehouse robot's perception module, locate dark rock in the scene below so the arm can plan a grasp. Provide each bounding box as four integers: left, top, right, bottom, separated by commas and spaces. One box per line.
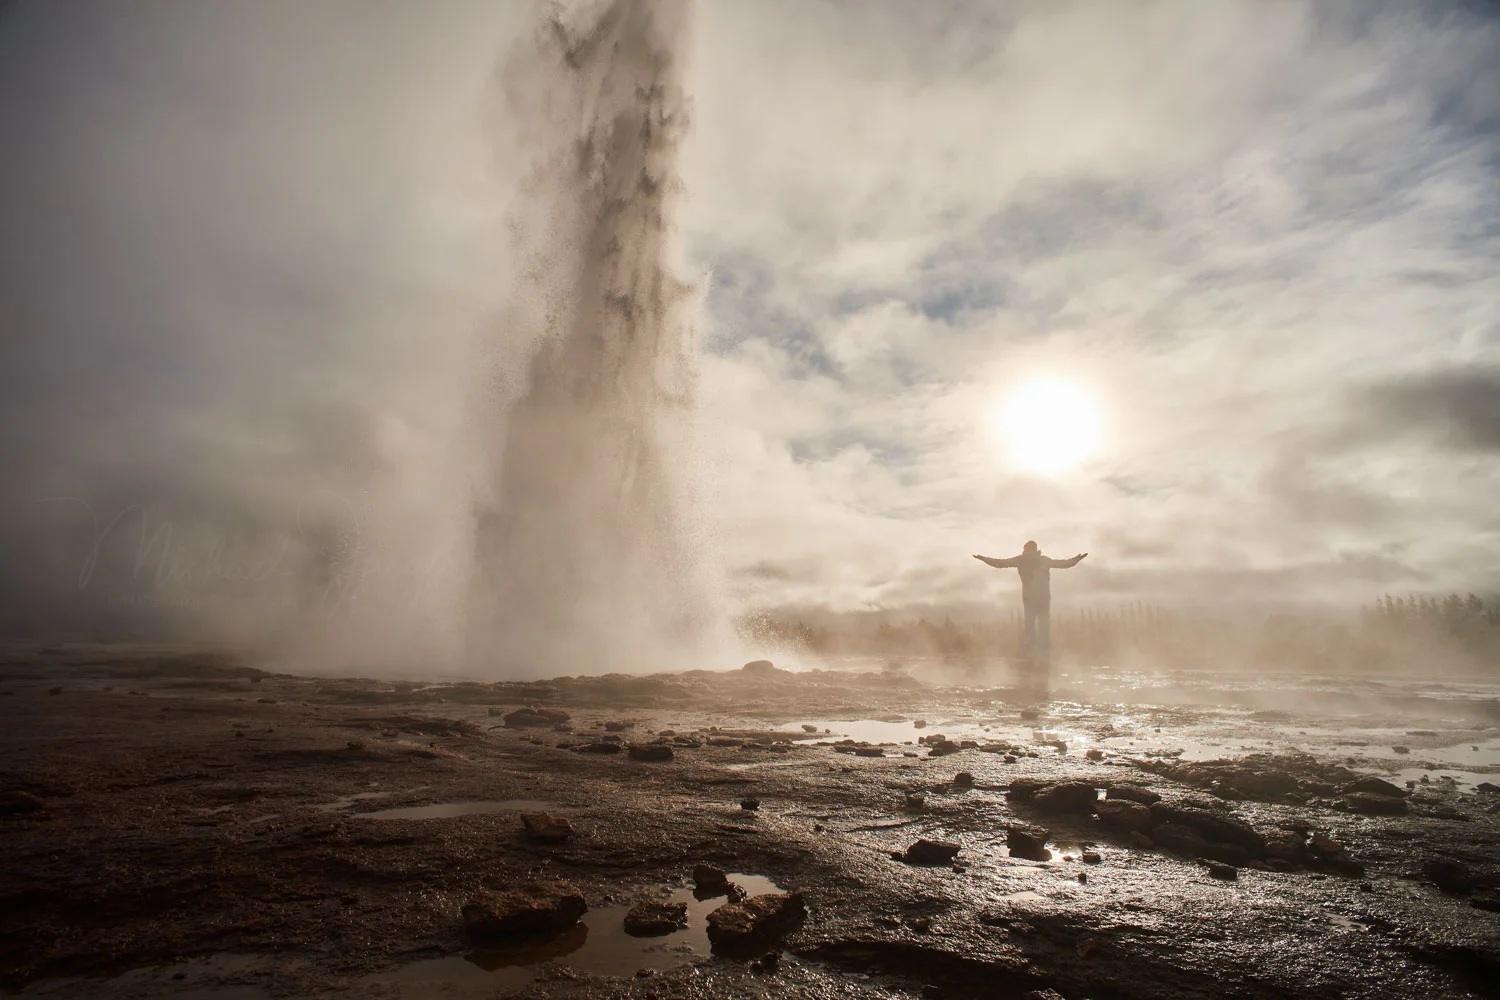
503, 707, 571, 729
801, 724, 818, 733
1129, 831, 1155, 849
1082, 851, 1102, 864
1033, 781, 1099, 813
628, 744, 674, 762
927, 741, 961, 757
1151, 804, 1265, 854
904, 793, 925, 811
1202, 859, 1239, 880
1019, 709, 1041, 721
706, 892, 807, 952
958, 740, 979, 749
1200, 842, 1253, 867
913, 719, 927, 729
904, 839, 961, 865
1084, 749, 1104, 761
624, 899, 689, 936
741, 797, 760, 811
1471, 894, 1500, 912
47, 686, 63, 695
604, 721, 630, 732
854, 746, 885, 758
741, 660, 782, 676
694, 864, 729, 889
708, 737, 742, 747
1341, 776, 1407, 798
1106, 784, 1161, 805
462, 882, 587, 938
0, 789, 46, 816
1264, 834, 1306, 862
521, 812, 574, 842
1007, 777, 1051, 800
1344, 792, 1407, 816
1475, 782, 1500, 794
1391, 745, 1410, 754
1423, 859, 1472, 892
1095, 798, 1153, 832
574, 742, 622, 754
600, 734, 624, 743
1008, 824, 1051, 861
1309, 834, 1345, 856
953, 771, 975, 788
1152, 823, 1210, 856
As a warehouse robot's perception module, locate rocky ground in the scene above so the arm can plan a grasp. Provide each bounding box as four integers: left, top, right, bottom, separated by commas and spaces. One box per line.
1, 644, 1498, 999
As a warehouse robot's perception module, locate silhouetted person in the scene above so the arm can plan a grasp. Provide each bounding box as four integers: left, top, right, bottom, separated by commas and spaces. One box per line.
972, 541, 1086, 659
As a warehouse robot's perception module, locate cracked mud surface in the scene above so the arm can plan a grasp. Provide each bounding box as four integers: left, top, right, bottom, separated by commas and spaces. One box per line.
2, 644, 1498, 999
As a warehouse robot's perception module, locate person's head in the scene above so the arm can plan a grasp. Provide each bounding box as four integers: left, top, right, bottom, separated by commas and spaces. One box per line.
1023, 540, 1038, 554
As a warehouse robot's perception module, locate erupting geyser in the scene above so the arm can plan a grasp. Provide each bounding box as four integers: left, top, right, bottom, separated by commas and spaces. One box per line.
468, 0, 720, 675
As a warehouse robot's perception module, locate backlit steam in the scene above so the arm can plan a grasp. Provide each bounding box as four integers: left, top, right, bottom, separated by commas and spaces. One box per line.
467, 0, 722, 675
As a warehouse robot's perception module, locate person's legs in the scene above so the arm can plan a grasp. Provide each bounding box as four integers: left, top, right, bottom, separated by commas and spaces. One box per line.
1038, 602, 1051, 657
1022, 602, 1038, 658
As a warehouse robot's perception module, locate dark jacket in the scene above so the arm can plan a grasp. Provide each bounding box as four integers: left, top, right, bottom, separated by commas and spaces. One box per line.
977, 551, 1083, 604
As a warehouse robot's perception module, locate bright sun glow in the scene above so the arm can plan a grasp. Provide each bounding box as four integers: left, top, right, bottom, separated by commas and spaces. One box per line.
997, 378, 1101, 475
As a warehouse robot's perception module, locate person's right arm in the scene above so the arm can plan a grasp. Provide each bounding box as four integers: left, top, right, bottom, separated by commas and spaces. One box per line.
973, 554, 1019, 568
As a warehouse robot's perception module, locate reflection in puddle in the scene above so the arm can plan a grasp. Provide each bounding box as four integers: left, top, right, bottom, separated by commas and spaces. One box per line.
314, 790, 391, 812
359, 799, 558, 820
372, 874, 783, 994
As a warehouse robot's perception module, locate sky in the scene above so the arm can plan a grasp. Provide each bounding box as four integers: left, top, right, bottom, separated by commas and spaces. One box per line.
1, 0, 1498, 648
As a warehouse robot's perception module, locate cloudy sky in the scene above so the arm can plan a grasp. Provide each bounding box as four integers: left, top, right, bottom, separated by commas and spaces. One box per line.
2, 0, 1499, 643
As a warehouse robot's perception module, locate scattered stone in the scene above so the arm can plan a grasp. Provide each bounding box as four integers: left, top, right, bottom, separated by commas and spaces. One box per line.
694, 864, 729, 890
1344, 792, 1408, 816
801, 724, 818, 733
574, 742, 622, 754
706, 892, 807, 952
624, 899, 689, 936
953, 771, 975, 788
708, 737, 742, 747
628, 744, 674, 762
1007, 824, 1051, 861
1006, 777, 1050, 801
1391, 745, 1410, 755
462, 882, 587, 938
904, 793, 925, 811
927, 741, 961, 757
1095, 798, 1153, 832
1476, 782, 1500, 795
502, 707, 570, 729
1084, 749, 1104, 761
1423, 859, 1472, 892
1341, 776, 1407, 798
903, 839, 961, 865
1201, 859, 1239, 880
1019, 709, 1041, 721
1106, 784, 1161, 805
604, 721, 630, 732
854, 747, 885, 758
520, 812, 573, 842
741, 797, 760, 811
1264, 834, 1306, 862
1082, 851, 1102, 864
913, 720, 927, 729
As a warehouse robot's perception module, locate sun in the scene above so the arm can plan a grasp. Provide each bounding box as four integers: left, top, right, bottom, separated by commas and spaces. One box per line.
996, 378, 1101, 475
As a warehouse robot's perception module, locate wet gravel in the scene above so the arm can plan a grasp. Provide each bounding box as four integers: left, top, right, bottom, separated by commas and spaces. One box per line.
1, 644, 1497, 999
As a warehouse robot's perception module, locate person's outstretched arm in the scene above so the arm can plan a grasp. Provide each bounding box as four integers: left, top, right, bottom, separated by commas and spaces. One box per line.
1047, 553, 1088, 568
973, 554, 1020, 568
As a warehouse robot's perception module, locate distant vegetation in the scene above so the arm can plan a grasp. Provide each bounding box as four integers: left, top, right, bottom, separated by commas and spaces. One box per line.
738, 593, 1500, 675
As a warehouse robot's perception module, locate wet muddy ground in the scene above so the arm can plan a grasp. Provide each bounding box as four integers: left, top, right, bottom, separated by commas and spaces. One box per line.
2, 644, 1498, 999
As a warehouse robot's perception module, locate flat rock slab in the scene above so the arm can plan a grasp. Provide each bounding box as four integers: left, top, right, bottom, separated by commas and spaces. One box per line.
628, 744, 674, 761
574, 742, 622, 754
1345, 791, 1408, 815
706, 892, 806, 953
1096, 798, 1153, 831
521, 812, 573, 842
462, 882, 587, 939
623, 899, 688, 936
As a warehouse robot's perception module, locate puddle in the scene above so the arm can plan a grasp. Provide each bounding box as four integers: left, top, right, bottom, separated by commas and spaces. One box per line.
314, 790, 392, 812
370, 874, 783, 994
6, 954, 269, 999
359, 799, 559, 821
787, 719, 990, 745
